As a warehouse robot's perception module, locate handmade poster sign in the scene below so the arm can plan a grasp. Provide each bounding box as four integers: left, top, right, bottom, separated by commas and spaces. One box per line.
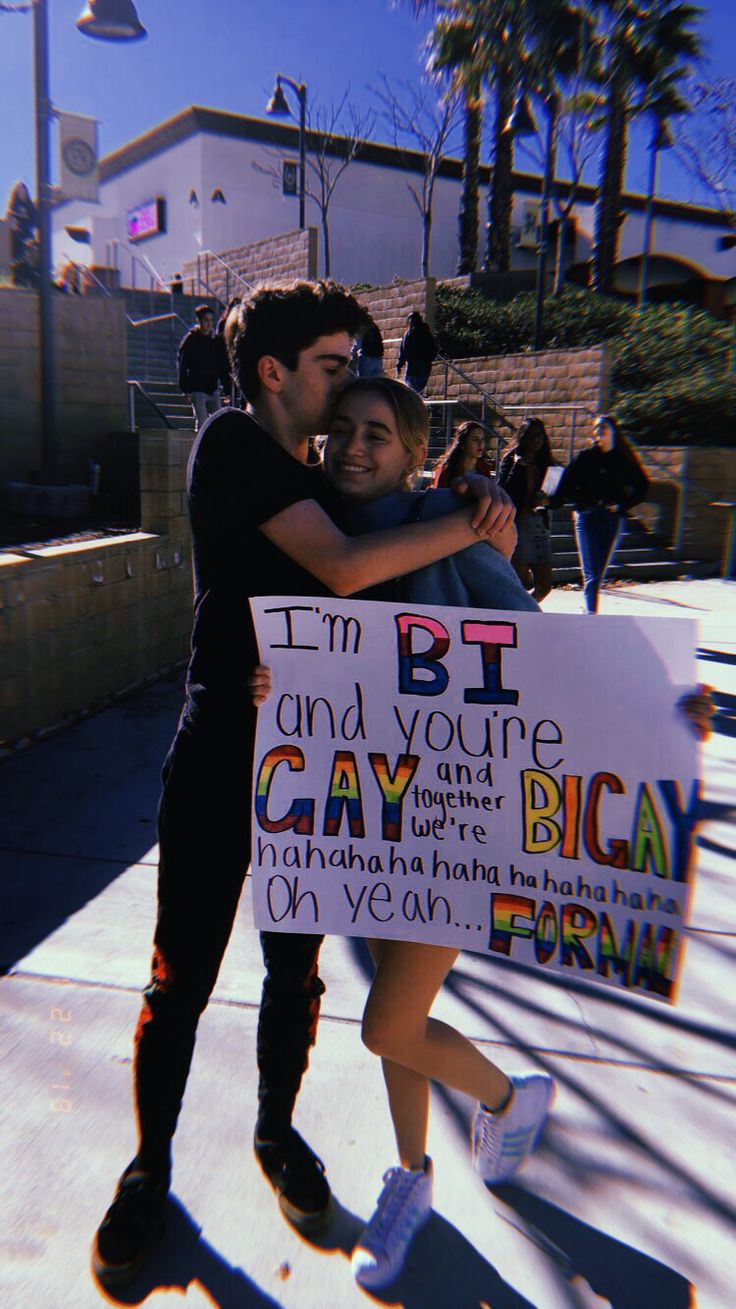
250, 597, 700, 1003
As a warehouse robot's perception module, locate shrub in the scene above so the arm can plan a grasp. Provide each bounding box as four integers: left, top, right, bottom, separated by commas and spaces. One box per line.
615, 374, 736, 446
435, 285, 733, 445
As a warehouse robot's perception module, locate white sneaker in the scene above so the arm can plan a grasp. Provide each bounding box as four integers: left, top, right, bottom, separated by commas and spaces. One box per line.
472, 1073, 555, 1183
351, 1157, 433, 1289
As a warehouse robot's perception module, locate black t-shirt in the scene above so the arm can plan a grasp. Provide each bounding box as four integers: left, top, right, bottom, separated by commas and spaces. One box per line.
183, 408, 338, 734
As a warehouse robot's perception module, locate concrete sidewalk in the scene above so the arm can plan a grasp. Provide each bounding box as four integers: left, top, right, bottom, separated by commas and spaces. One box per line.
2, 580, 735, 1308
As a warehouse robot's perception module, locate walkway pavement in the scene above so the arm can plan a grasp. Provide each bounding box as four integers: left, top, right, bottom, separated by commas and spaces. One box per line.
2, 579, 735, 1309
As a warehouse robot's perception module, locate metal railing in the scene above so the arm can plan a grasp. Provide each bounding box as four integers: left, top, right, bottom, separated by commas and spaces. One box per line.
194, 250, 256, 307
126, 311, 190, 330
435, 352, 515, 432
107, 240, 170, 294
127, 380, 174, 432
55, 260, 115, 299
500, 403, 595, 462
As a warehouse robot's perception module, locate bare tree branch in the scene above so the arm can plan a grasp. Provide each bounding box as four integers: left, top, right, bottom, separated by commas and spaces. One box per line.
253, 89, 376, 276
675, 78, 736, 224
370, 73, 462, 276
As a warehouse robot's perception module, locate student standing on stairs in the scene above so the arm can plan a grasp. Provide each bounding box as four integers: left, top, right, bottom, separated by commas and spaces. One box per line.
177, 305, 230, 431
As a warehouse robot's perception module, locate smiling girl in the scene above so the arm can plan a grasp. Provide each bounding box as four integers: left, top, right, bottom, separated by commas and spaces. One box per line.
255, 378, 552, 1291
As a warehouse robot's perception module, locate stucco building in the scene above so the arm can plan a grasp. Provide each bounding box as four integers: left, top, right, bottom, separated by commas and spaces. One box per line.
52, 105, 734, 310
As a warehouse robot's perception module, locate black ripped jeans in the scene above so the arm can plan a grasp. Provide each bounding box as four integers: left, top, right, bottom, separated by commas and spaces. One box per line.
132, 723, 324, 1181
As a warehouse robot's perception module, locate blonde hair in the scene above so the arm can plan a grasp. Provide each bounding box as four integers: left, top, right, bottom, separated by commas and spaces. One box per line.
335, 376, 429, 485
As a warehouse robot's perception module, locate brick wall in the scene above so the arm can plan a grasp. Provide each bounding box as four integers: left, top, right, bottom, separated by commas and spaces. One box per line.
0, 288, 128, 483
0, 430, 194, 750
425, 345, 611, 456
357, 278, 436, 374
681, 447, 736, 561
181, 228, 318, 304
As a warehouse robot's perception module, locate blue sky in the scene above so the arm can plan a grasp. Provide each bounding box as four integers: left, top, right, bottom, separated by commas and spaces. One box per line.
2, 0, 734, 217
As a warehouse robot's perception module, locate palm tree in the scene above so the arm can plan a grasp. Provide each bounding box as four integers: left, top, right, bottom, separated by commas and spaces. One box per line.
590, 1, 703, 294
475, 0, 587, 274
426, 6, 487, 273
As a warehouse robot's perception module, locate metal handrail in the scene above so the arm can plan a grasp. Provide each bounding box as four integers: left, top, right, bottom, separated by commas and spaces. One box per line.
127, 311, 190, 330
108, 239, 169, 292
59, 260, 115, 298
436, 352, 515, 431
197, 250, 256, 295
500, 401, 596, 462
127, 380, 174, 432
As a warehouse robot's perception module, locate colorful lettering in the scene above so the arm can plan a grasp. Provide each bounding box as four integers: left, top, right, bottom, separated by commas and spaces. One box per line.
322, 751, 365, 839
460, 620, 519, 705
369, 752, 420, 842
395, 613, 450, 697
255, 745, 314, 835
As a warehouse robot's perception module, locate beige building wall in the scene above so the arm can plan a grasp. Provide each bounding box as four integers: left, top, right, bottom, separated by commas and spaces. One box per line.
0, 288, 128, 484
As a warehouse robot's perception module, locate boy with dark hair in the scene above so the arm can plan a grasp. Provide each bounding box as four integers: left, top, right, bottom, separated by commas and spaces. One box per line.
92, 280, 513, 1289
178, 304, 230, 430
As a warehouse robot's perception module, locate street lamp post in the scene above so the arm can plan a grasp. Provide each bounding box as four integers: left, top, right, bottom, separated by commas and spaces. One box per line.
266, 76, 307, 230
637, 115, 673, 311
505, 91, 557, 352
15, 0, 147, 481
33, 0, 57, 477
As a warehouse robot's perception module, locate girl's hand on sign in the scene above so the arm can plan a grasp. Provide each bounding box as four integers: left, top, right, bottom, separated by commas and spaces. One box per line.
249, 664, 273, 707
679, 684, 716, 741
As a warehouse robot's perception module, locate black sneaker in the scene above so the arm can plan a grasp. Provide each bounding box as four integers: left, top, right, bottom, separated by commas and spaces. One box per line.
254, 1128, 333, 1232
91, 1165, 168, 1287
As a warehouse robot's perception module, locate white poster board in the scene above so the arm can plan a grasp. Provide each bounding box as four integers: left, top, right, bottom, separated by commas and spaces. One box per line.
250, 598, 700, 1004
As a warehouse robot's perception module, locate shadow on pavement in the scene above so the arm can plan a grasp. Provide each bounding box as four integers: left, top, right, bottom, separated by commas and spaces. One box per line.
301, 1203, 534, 1308
493, 1183, 695, 1308
1, 674, 183, 974
380, 1211, 535, 1308
94, 1195, 282, 1308
296, 1194, 365, 1257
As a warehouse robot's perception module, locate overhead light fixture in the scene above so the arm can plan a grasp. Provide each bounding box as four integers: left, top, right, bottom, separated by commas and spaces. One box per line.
64, 226, 91, 243
188, 189, 199, 207
211, 188, 226, 204
504, 94, 538, 138
76, 0, 147, 41
266, 83, 291, 117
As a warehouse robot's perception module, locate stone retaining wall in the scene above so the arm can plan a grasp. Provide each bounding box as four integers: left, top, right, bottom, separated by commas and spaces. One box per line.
182, 228, 318, 304
0, 430, 194, 751
0, 288, 128, 484
680, 447, 736, 561
425, 345, 611, 455
357, 278, 436, 374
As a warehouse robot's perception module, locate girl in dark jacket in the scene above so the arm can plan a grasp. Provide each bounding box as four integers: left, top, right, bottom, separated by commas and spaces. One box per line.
498, 417, 557, 603
554, 414, 648, 613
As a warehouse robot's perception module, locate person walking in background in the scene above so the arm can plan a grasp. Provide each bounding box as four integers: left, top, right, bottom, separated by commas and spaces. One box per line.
433, 420, 494, 489
177, 305, 230, 431
396, 310, 437, 394
499, 417, 558, 604
356, 319, 385, 377
552, 413, 648, 614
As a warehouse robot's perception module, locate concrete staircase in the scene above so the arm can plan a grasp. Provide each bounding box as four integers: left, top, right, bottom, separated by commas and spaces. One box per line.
425, 402, 694, 585
549, 509, 690, 585
125, 290, 220, 430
